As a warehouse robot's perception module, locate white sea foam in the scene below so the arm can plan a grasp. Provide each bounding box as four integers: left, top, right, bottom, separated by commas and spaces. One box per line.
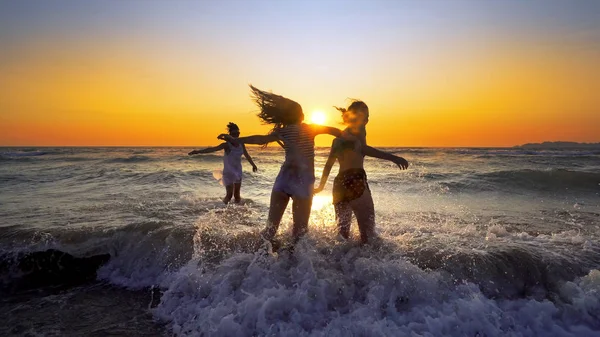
154, 239, 600, 336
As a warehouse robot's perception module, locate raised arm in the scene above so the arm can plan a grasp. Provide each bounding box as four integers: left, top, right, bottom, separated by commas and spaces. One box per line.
314, 141, 338, 193
188, 143, 227, 155
242, 144, 258, 172
218, 133, 279, 145
363, 146, 409, 170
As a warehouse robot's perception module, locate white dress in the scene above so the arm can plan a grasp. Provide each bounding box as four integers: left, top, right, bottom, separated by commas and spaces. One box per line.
221, 142, 244, 186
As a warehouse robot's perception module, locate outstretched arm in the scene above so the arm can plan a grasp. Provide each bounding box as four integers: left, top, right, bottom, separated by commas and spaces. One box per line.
188, 143, 226, 155
218, 133, 279, 145
314, 142, 338, 193
242, 145, 258, 172
363, 146, 409, 170
311, 125, 344, 138
311, 125, 359, 144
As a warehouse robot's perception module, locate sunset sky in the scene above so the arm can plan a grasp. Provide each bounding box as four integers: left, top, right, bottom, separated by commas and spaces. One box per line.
1, 0, 599, 147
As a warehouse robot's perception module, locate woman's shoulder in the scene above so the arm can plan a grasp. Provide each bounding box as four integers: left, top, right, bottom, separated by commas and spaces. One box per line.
331, 137, 345, 152
279, 123, 303, 135
332, 137, 358, 153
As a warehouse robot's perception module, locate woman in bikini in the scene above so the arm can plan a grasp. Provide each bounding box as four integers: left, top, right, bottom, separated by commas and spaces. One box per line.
314, 101, 409, 244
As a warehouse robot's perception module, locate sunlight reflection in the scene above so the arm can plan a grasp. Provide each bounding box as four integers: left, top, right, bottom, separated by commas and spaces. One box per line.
312, 194, 332, 211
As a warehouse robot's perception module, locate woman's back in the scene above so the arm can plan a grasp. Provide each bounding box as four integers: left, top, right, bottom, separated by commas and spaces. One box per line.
278, 123, 316, 170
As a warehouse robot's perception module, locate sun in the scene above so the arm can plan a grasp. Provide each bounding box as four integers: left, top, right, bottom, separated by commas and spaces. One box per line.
310, 111, 327, 125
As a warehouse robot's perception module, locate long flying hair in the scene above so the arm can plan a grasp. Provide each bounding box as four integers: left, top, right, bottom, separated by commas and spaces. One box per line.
249, 85, 304, 132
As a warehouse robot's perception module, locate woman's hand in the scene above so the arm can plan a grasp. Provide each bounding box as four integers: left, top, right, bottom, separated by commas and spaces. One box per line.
313, 185, 324, 194
395, 157, 409, 170
252, 164, 258, 172
188, 150, 198, 156
218, 133, 241, 145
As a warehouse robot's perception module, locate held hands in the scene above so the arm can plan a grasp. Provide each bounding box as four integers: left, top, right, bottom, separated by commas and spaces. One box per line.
218, 133, 241, 146
395, 157, 409, 170
313, 184, 325, 194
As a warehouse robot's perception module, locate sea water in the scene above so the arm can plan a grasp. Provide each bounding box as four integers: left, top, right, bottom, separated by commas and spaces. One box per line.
0, 146, 599, 336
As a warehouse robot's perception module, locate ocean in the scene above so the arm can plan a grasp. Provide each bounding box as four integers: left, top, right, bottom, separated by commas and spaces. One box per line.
0, 146, 599, 336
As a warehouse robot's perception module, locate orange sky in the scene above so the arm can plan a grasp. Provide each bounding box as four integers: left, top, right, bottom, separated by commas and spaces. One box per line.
1, 1, 599, 147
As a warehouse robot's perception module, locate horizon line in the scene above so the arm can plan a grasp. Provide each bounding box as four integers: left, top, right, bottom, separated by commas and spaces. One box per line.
1, 141, 598, 149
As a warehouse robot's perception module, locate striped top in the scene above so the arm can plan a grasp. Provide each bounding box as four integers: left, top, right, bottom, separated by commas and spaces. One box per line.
277, 123, 315, 167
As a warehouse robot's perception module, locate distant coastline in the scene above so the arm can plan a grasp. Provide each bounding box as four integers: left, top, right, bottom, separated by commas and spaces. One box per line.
515, 141, 600, 149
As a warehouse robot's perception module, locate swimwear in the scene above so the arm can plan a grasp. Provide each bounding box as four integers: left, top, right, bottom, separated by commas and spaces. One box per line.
221, 142, 243, 186
278, 124, 315, 163
272, 123, 316, 199
273, 164, 315, 199
332, 168, 369, 204
332, 139, 358, 154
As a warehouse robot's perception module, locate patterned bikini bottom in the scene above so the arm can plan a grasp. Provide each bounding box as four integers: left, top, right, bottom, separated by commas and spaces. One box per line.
332, 168, 369, 204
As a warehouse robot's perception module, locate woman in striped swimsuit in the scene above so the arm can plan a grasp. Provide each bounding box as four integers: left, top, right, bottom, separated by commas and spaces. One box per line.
314, 101, 409, 244
218, 85, 357, 243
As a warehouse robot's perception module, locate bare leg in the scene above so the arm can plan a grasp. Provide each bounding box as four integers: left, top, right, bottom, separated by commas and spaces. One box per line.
233, 182, 242, 203
291, 196, 313, 242
223, 184, 234, 204
334, 202, 353, 239
349, 189, 375, 244
261, 190, 290, 240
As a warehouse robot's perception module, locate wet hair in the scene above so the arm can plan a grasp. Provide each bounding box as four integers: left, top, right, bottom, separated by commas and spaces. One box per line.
227, 122, 239, 134
334, 100, 368, 140
249, 85, 304, 131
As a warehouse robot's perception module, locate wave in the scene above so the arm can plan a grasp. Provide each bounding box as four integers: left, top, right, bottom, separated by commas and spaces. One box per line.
2, 220, 597, 299
0, 150, 47, 157
0, 150, 48, 162
0, 220, 197, 291
483, 169, 599, 190
364, 168, 600, 194
153, 235, 600, 336
21, 218, 594, 301
475, 151, 600, 159
435, 169, 600, 193
104, 155, 156, 164
406, 245, 593, 299
0, 249, 110, 293
1, 210, 599, 335
0, 156, 34, 162
182, 154, 223, 163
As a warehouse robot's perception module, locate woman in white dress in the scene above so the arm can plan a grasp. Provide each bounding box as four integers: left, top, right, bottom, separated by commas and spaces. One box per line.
189, 123, 258, 204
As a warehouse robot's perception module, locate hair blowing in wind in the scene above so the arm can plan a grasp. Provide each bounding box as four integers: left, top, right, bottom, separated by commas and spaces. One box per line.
249, 85, 304, 130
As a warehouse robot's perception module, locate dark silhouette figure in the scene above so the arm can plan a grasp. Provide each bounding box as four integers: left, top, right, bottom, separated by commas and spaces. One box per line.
189, 122, 258, 204
315, 100, 408, 244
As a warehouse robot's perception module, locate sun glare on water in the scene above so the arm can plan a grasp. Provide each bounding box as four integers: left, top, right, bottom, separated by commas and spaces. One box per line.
311, 194, 332, 211
310, 111, 327, 125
